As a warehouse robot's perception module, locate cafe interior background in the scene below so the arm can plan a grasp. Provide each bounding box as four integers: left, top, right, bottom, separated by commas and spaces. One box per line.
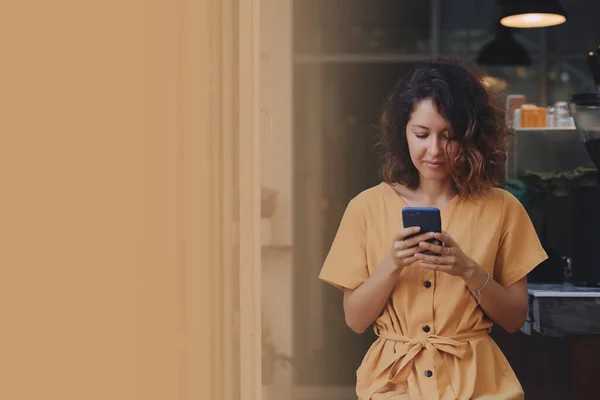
259, 0, 600, 399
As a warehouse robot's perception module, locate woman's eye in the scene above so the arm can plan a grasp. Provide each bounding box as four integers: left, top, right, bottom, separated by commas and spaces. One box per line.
414, 133, 428, 139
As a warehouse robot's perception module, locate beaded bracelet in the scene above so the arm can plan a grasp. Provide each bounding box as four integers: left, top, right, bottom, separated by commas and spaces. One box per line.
470, 271, 490, 306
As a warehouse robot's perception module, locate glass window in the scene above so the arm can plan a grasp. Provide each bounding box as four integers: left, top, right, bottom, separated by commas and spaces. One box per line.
480, 64, 543, 104
547, 60, 597, 104
294, 0, 431, 54
546, 0, 600, 55
293, 62, 419, 386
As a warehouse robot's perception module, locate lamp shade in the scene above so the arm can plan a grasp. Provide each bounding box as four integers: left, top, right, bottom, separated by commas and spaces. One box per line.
500, 0, 567, 28
476, 25, 532, 66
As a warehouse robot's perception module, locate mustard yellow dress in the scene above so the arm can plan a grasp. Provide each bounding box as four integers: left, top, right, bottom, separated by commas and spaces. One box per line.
318, 182, 548, 400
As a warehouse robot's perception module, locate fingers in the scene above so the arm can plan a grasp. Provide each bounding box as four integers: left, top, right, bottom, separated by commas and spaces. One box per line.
401, 256, 417, 267
414, 252, 453, 264
406, 232, 437, 248
393, 226, 421, 242
394, 232, 436, 250
394, 245, 422, 259
417, 241, 449, 256
434, 231, 456, 247
395, 255, 418, 268
391, 245, 422, 268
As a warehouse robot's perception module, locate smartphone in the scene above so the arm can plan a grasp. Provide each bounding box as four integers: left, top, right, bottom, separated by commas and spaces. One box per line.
402, 207, 443, 254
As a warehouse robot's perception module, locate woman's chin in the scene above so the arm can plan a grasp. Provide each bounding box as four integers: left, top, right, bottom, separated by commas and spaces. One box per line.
419, 170, 450, 182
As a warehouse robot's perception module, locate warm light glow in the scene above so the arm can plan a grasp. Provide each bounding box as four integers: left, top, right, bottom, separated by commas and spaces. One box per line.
501, 13, 566, 28
523, 15, 542, 23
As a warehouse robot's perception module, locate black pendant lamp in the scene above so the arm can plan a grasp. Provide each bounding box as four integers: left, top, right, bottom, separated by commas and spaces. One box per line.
500, 0, 567, 28
476, 24, 531, 67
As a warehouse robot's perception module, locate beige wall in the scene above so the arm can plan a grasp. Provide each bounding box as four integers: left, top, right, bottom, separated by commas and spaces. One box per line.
0, 1, 261, 399
259, 0, 293, 398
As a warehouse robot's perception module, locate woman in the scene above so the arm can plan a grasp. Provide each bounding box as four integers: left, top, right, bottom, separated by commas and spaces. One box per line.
318, 59, 547, 400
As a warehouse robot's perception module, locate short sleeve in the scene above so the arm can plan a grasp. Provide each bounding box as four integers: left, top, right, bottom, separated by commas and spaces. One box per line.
318, 198, 369, 291
494, 190, 549, 288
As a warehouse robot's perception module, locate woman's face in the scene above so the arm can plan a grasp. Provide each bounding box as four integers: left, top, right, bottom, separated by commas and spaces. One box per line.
405, 98, 460, 183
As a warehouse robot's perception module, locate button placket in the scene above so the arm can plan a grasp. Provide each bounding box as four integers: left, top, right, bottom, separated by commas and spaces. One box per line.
423, 274, 434, 337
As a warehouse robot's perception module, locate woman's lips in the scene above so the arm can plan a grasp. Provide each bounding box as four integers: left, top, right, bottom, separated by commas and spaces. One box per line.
425, 161, 445, 168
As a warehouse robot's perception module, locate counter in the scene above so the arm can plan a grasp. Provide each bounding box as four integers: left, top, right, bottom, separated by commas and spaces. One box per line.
521, 282, 600, 337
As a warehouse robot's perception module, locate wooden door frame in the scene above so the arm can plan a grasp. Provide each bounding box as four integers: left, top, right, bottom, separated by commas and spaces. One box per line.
195, 0, 262, 398
238, 0, 263, 399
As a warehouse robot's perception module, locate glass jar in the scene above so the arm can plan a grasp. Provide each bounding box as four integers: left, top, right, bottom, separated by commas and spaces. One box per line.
546, 106, 556, 128
555, 101, 571, 128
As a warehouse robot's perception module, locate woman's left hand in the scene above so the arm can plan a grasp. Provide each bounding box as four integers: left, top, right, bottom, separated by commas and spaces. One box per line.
414, 231, 477, 279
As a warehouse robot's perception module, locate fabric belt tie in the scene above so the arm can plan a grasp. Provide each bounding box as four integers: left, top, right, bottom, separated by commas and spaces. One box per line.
361, 327, 489, 400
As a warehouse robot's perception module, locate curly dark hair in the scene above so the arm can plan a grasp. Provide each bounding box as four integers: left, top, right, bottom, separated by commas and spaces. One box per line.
377, 58, 511, 199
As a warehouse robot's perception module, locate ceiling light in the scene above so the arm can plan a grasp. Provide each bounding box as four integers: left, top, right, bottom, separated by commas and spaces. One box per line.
476, 25, 532, 67
500, 0, 567, 28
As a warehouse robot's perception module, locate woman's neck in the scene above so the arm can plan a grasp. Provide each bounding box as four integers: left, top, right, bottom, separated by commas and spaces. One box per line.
407, 179, 457, 209
418, 179, 456, 199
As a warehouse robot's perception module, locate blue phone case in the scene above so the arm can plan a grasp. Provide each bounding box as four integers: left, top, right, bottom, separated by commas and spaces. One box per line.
402, 207, 442, 234
402, 207, 443, 251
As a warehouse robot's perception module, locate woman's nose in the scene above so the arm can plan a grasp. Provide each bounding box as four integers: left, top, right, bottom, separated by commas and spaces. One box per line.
428, 138, 443, 155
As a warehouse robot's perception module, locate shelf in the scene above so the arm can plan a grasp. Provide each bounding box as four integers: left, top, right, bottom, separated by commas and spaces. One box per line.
261, 218, 292, 250
293, 52, 586, 64
527, 282, 600, 298
293, 53, 435, 64
515, 127, 577, 132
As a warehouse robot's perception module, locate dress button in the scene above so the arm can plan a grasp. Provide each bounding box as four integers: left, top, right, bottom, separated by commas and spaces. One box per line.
424, 280, 432, 288
425, 370, 433, 377
423, 325, 431, 333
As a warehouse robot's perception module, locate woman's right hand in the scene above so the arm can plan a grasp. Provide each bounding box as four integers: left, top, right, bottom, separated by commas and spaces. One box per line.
390, 227, 434, 270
